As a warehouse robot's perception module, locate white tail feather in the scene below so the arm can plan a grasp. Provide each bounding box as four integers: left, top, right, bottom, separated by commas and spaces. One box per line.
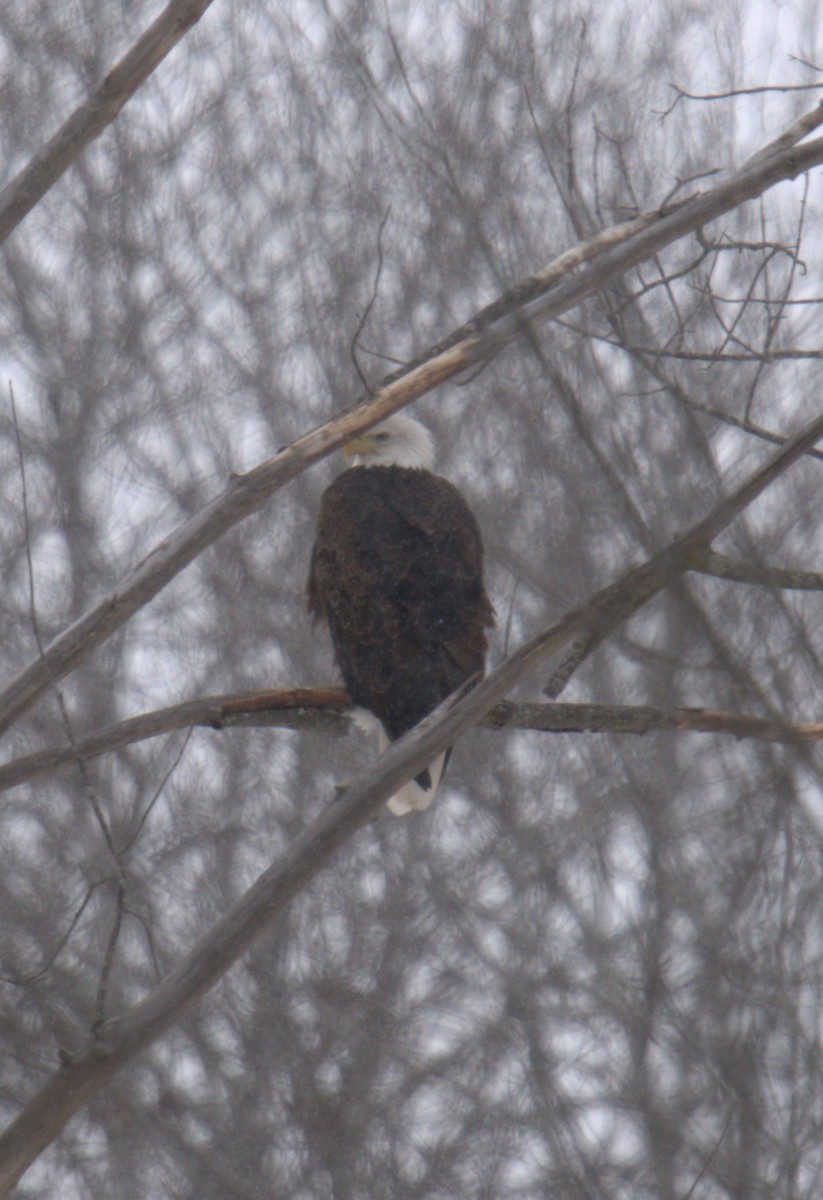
351, 710, 445, 816
385, 753, 446, 815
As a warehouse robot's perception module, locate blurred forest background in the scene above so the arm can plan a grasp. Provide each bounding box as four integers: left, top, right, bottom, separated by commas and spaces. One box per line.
3, 0, 823, 1196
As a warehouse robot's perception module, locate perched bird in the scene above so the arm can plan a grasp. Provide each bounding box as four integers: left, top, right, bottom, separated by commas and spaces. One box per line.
307, 413, 494, 814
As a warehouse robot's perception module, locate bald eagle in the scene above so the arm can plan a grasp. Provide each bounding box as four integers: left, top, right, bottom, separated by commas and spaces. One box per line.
308, 413, 494, 815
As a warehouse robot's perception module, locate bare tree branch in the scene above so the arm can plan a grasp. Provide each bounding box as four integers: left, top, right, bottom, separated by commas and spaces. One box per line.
2, 106, 823, 743
4, 687, 823, 799
659, 84, 823, 120
690, 549, 823, 591
0, 688, 352, 794
591, 346, 823, 362
0, 886, 97, 988
2, 398, 822, 1193
486, 700, 823, 743
0, 0, 218, 246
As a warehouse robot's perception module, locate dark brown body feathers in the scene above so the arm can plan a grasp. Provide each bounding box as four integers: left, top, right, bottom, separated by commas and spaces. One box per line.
308, 466, 494, 747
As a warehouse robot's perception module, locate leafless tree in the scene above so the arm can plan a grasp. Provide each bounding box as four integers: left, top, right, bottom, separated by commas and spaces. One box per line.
2, 1, 823, 1196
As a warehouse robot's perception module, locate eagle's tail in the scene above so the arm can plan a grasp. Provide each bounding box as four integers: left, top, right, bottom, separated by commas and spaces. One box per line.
350, 710, 446, 816
385, 748, 447, 816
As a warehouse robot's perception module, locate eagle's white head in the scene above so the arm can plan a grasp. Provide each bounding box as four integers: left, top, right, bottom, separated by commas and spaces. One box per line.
343, 414, 435, 471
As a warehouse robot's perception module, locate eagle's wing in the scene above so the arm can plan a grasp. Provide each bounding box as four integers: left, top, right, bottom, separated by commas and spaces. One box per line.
308, 467, 493, 735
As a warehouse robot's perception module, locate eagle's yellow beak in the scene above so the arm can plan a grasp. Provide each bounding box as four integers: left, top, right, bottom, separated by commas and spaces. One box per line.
343, 432, 378, 461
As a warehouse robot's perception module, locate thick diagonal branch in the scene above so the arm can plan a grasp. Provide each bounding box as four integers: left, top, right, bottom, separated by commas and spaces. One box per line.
0, 0, 218, 245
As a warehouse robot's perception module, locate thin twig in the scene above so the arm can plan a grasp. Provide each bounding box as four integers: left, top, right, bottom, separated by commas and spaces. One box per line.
0, 885, 97, 987
682, 1112, 734, 1200
10, 383, 130, 1035
609, 345, 823, 362
658, 84, 823, 119
350, 205, 392, 391
92, 883, 125, 1032
790, 55, 823, 73
123, 907, 162, 983
9, 384, 117, 858
681, 83, 823, 100
122, 728, 194, 852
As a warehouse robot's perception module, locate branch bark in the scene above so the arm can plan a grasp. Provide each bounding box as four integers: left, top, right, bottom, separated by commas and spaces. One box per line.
483, 700, 823, 743
0, 688, 352, 794
2, 106, 823, 741
0, 0, 218, 246
690, 548, 823, 591
4, 682, 823, 797
2, 401, 822, 1193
